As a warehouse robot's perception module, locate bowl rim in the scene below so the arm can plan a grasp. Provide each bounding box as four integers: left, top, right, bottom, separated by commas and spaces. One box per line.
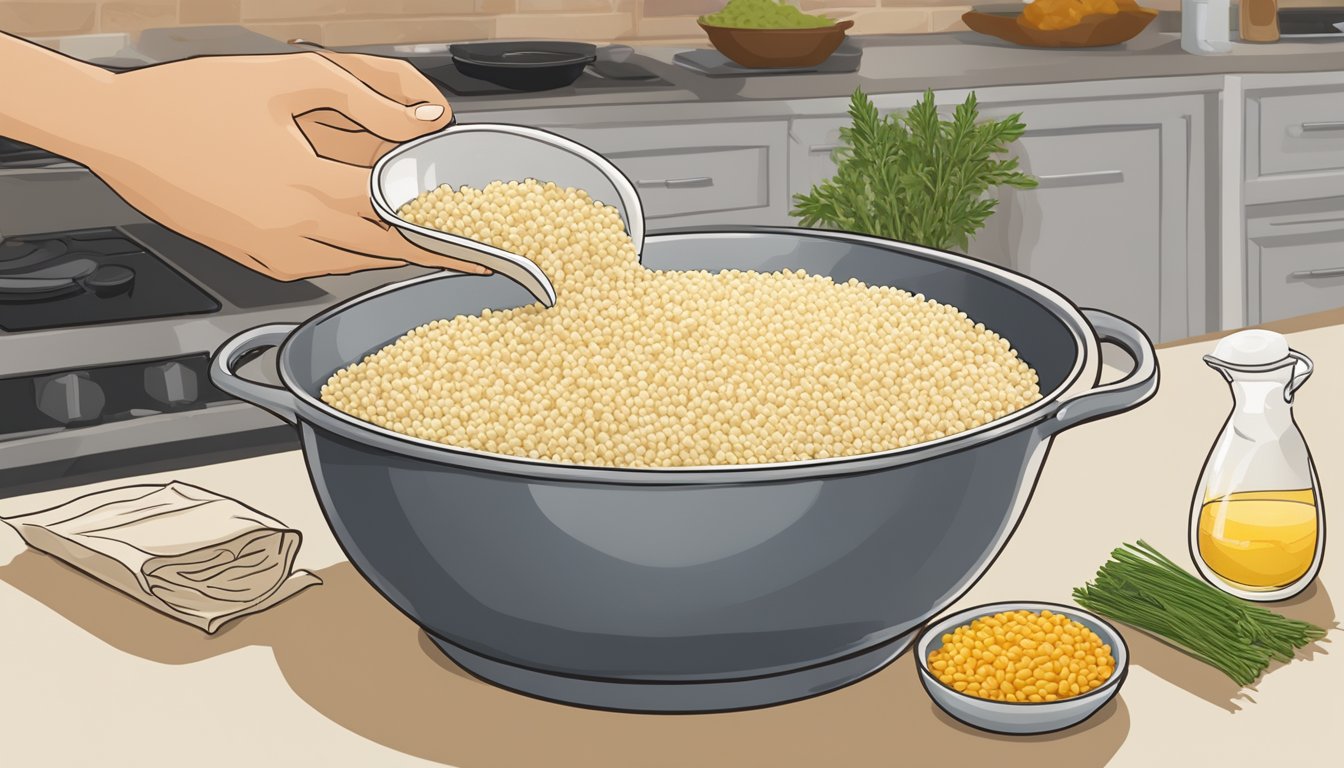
697, 19, 855, 33
914, 599, 1130, 709
448, 39, 598, 68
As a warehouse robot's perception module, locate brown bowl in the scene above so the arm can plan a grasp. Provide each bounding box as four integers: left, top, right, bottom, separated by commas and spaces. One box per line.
961, 8, 1156, 48
698, 19, 855, 69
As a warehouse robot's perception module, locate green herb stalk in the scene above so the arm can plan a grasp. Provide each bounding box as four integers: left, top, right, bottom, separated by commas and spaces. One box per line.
1073, 541, 1328, 686
791, 88, 1037, 252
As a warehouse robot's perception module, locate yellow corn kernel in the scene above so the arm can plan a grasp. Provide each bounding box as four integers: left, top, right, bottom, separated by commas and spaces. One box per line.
926, 609, 1115, 704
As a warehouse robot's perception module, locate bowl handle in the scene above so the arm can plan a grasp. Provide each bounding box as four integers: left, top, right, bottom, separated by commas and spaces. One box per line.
209, 324, 302, 426
1046, 309, 1159, 434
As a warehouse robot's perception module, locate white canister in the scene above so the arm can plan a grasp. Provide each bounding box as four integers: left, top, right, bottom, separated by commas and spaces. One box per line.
1182, 0, 1233, 54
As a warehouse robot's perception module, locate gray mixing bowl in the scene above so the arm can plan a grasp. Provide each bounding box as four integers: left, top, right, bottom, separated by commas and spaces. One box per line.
209, 228, 1158, 713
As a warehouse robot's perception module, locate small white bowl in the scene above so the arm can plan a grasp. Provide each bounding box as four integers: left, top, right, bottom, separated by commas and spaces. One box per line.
369, 123, 646, 308
914, 600, 1129, 735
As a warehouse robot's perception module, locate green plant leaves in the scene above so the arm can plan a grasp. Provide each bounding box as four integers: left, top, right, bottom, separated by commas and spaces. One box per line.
791, 88, 1037, 251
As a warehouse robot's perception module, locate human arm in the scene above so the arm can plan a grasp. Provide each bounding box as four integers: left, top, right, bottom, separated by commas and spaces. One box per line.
0, 32, 487, 280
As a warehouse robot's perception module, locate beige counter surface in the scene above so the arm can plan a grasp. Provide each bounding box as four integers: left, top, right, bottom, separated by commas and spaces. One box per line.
2, 324, 1340, 768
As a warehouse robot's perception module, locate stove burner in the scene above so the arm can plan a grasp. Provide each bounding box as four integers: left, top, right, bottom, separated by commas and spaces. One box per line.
24, 256, 98, 280
0, 276, 83, 300
0, 256, 121, 301
0, 238, 68, 268
85, 264, 136, 297
0, 240, 37, 261
0, 227, 218, 331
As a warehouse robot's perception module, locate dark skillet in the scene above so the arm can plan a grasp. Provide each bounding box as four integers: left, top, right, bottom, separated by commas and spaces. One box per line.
448, 41, 598, 91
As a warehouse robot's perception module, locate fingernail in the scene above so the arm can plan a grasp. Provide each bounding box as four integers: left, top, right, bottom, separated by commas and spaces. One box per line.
414, 104, 445, 121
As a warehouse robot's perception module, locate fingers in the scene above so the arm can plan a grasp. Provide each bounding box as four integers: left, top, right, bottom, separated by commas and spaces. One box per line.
310, 214, 492, 275
283, 149, 490, 278
230, 239, 407, 281
294, 109, 398, 166
286, 52, 451, 143
287, 159, 398, 231
309, 50, 450, 117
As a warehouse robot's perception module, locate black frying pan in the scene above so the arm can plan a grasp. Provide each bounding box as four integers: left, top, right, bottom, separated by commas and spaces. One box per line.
448, 41, 597, 91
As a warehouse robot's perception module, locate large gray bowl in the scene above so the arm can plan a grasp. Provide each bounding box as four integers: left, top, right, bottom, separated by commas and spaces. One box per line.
209, 228, 1158, 713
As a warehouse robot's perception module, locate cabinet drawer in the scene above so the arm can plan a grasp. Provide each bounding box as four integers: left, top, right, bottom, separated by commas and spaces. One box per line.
620, 147, 766, 219
1249, 210, 1344, 324
535, 120, 789, 227
1250, 86, 1344, 179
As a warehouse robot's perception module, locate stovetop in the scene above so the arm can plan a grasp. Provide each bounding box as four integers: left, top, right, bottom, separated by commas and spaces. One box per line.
0, 228, 220, 331
0, 159, 438, 494
0, 136, 63, 169
429, 59, 675, 96
330, 42, 675, 97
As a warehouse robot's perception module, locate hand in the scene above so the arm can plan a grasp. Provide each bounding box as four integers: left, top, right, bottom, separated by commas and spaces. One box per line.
76, 52, 488, 281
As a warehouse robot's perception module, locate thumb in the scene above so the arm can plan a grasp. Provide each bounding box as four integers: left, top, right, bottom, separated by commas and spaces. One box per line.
295, 54, 451, 142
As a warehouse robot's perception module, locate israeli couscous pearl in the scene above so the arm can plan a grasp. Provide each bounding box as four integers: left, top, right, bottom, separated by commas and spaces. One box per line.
319, 179, 1042, 468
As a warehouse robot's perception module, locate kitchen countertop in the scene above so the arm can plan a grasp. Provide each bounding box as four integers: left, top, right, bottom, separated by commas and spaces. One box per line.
2, 322, 1339, 766
627, 27, 1344, 106
71, 19, 1344, 120
449, 19, 1344, 114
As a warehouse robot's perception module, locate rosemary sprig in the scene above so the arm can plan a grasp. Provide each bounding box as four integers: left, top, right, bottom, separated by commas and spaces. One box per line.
791, 88, 1037, 252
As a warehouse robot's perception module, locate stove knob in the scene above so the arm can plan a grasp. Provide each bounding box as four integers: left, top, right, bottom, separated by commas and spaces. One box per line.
36, 371, 105, 425
144, 361, 198, 407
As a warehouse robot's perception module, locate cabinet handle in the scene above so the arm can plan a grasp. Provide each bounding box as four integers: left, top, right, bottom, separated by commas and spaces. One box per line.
808, 143, 844, 153
1288, 267, 1344, 279
1034, 170, 1125, 188
1299, 121, 1344, 133
1269, 216, 1344, 227
637, 176, 714, 189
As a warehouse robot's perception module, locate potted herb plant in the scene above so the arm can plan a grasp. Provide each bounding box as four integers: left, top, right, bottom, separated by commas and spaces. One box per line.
792, 88, 1037, 252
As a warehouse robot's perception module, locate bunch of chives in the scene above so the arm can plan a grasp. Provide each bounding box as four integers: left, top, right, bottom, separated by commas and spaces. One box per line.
1073, 541, 1328, 686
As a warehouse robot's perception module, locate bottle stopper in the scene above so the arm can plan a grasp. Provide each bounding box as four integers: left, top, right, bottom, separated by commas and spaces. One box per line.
1209, 329, 1290, 368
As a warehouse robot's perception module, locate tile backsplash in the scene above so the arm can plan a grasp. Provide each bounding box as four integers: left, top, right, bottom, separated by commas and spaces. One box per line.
3, 1, 993, 45
0, 0, 1338, 46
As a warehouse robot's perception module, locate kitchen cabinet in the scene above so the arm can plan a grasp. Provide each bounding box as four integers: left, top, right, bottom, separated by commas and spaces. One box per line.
1246, 197, 1344, 324
1245, 81, 1344, 206
1225, 73, 1344, 327
789, 93, 1211, 344
525, 120, 791, 229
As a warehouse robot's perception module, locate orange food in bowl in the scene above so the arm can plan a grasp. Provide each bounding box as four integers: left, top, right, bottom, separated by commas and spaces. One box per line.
1021, 0, 1123, 31
926, 609, 1116, 703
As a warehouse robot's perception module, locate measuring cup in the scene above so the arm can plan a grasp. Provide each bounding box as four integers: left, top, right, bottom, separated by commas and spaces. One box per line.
370, 123, 645, 307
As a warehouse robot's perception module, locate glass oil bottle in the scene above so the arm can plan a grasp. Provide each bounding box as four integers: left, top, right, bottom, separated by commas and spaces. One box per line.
1190, 330, 1325, 601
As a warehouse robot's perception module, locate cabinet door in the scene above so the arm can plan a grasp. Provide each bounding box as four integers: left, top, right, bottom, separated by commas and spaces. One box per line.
969, 127, 1163, 340
1247, 204, 1344, 324
790, 119, 1164, 339
789, 94, 1203, 343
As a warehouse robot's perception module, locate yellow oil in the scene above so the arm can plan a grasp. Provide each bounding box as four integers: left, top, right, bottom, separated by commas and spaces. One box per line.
1197, 489, 1318, 591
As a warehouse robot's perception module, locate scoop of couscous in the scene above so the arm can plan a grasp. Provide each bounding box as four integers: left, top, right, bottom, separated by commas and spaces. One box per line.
318, 179, 1041, 468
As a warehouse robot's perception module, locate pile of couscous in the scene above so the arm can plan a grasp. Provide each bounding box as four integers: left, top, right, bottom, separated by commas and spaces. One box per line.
319, 179, 1041, 468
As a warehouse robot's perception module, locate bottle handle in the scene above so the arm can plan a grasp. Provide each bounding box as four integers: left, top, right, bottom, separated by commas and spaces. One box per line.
1286, 350, 1313, 403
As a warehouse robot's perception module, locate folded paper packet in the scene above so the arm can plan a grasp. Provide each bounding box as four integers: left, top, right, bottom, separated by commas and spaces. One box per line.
3, 482, 322, 633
